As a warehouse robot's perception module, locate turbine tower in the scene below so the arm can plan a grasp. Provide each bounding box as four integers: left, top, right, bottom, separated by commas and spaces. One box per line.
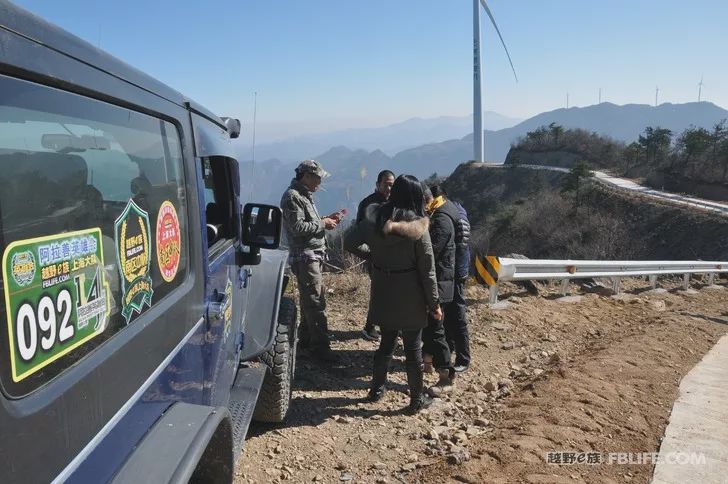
473, 0, 517, 163
698, 76, 704, 102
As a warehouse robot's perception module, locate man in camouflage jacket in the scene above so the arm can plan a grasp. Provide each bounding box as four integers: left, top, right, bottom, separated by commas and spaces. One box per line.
280, 160, 339, 361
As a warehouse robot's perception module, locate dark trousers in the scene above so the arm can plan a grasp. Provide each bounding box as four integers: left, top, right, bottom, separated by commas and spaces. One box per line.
364, 264, 376, 331
291, 259, 329, 349
371, 329, 424, 401
377, 328, 422, 362
422, 313, 452, 370
444, 277, 470, 366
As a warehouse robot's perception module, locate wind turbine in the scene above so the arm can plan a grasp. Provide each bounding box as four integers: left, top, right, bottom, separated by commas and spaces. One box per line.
473, 0, 517, 163
698, 76, 704, 102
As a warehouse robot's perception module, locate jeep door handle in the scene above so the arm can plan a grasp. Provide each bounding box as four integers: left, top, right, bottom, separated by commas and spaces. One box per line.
240, 268, 252, 288
209, 294, 230, 320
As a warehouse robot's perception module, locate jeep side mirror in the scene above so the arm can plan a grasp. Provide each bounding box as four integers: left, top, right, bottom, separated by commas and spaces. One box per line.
220, 117, 241, 139
238, 204, 282, 266
242, 203, 281, 249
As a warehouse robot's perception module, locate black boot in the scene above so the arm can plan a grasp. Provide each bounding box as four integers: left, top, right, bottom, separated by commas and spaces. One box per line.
367, 353, 391, 402
405, 360, 432, 414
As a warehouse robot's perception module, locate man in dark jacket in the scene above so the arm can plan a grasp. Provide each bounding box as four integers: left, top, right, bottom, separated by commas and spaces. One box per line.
422, 185, 459, 396
280, 160, 340, 362
356, 170, 394, 223
356, 169, 395, 341
431, 186, 472, 372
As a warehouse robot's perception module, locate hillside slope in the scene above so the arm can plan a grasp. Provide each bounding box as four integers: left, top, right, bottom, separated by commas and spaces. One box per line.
442, 163, 728, 261
237, 273, 728, 483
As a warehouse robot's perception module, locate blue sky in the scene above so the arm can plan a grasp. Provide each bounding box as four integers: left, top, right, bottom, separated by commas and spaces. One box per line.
13, 0, 728, 142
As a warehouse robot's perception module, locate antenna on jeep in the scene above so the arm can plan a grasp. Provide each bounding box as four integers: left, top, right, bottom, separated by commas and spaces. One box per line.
251, 91, 258, 202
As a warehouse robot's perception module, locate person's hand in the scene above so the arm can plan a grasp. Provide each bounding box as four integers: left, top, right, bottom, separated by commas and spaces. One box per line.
329, 208, 348, 223
431, 304, 443, 321
322, 217, 338, 230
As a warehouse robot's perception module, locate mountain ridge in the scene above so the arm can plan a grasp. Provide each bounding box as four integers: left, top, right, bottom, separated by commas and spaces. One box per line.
236, 111, 521, 163
389, 101, 728, 180
243, 101, 728, 215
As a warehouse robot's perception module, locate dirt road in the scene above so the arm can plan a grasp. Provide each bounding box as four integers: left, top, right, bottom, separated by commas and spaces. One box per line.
236, 273, 728, 483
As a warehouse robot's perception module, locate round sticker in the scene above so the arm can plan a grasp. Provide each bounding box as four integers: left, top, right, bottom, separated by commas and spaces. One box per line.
156, 201, 181, 282
11, 251, 36, 287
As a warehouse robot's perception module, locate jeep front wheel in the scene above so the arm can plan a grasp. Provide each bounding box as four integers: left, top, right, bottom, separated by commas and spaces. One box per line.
253, 297, 297, 423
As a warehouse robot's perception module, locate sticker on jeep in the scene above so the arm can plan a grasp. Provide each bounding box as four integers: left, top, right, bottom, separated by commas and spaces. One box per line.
223, 277, 233, 341
115, 199, 153, 324
156, 200, 181, 283
10, 251, 36, 287
2, 228, 111, 382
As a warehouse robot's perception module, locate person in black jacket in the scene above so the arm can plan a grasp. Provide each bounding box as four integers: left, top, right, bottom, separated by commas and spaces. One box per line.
345, 175, 441, 414
356, 169, 395, 341
431, 185, 472, 372
422, 185, 458, 397
356, 170, 394, 223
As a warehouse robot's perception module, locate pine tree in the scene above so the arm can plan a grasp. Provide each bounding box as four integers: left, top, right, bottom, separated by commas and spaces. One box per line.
562, 160, 593, 211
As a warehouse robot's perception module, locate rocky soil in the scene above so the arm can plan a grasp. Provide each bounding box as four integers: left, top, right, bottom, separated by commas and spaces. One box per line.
235, 273, 728, 483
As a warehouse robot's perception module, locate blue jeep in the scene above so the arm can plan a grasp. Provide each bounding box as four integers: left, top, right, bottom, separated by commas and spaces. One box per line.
0, 2, 298, 482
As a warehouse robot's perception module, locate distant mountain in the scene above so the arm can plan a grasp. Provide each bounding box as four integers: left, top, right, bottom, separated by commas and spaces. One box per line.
242, 102, 728, 216
506, 101, 728, 145
239, 158, 291, 207
237, 112, 521, 163
391, 101, 728, 180
242, 147, 395, 217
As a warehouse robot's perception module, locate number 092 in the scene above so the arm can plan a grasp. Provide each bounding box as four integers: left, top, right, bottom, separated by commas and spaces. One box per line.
16, 289, 74, 362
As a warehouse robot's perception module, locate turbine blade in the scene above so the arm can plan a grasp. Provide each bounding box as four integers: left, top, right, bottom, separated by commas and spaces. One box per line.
479, 0, 518, 82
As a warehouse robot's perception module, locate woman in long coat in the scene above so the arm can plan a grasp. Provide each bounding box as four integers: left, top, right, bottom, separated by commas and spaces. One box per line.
345, 174, 442, 414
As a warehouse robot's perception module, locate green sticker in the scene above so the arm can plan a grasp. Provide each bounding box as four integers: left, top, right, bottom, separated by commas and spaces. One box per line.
114, 199, 153, 324
2, 228, 111, 382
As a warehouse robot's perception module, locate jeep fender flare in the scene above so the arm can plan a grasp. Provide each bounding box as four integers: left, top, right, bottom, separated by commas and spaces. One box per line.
239, 248, 289, 361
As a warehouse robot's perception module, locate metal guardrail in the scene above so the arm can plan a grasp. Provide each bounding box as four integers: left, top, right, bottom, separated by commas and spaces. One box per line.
480, 257, 728, 304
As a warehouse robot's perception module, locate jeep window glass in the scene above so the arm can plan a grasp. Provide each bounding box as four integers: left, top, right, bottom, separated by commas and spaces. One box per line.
0, 75, 189, 396
202, 156, 235, 253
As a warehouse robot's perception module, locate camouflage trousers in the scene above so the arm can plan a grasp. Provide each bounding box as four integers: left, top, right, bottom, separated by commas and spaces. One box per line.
291, 258, 329, 349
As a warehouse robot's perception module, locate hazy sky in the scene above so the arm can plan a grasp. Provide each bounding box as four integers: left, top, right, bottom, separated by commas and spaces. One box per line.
13, 0, 728, 142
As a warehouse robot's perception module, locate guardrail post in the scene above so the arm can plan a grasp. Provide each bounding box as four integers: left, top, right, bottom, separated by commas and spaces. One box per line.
708, 273, 716, 286
560, 279, 569, 296
683, 273, 690, 291
488, 284, 499, 305
649, 275, 657, 289
611, 277, 621, 295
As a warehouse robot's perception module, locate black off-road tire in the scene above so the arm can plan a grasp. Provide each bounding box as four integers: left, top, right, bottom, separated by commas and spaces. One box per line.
252, 297, 298, 423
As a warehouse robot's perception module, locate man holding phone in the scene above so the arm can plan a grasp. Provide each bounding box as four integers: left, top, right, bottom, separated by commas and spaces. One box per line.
280, 159, 340, 362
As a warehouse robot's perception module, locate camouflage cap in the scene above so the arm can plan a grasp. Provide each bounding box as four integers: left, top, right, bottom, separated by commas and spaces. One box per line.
295, 159, 330, 179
